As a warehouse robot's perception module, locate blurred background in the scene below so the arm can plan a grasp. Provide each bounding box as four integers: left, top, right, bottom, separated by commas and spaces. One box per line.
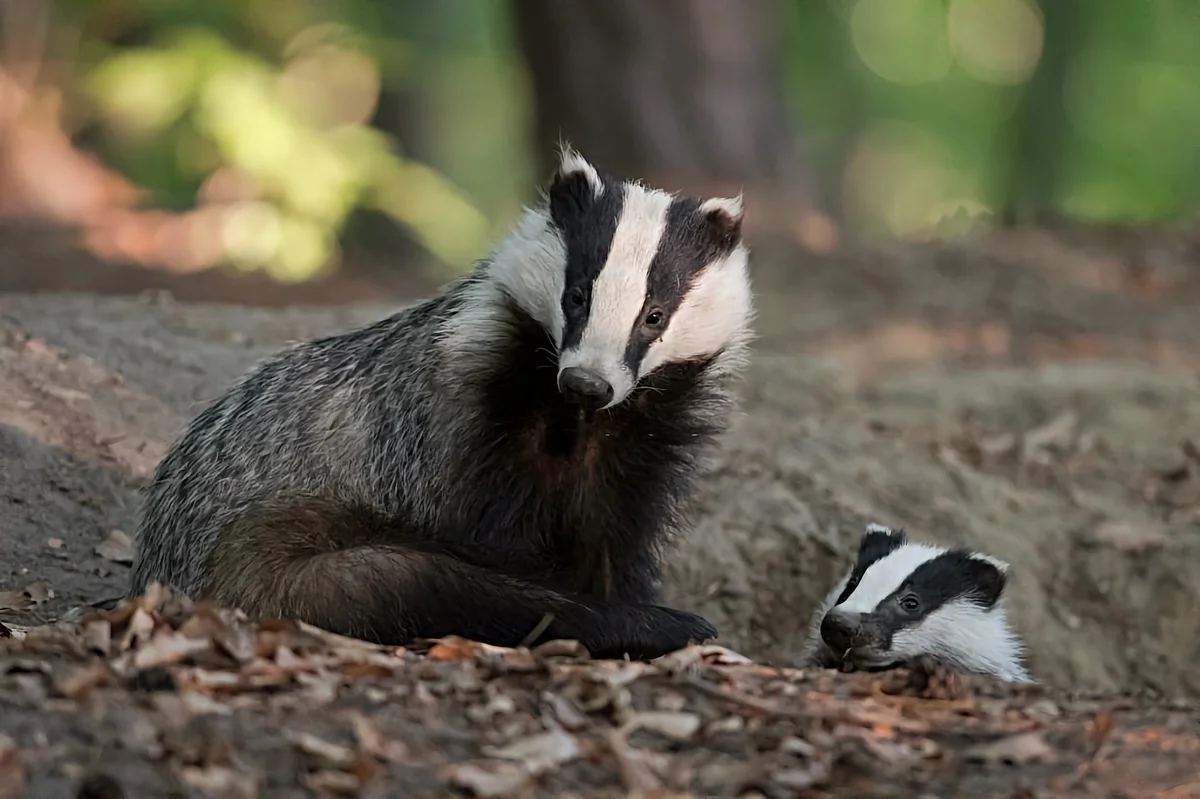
1, 0, 1199, 306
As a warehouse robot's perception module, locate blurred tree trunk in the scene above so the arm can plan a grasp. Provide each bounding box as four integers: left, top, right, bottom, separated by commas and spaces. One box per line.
509, 0, 833, 249
1001, 0, 1083, 226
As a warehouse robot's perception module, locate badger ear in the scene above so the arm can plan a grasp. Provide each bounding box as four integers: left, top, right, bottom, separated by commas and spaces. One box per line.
966, 556, 1008, 608
699, 194, 744, 253
549, 144, 604, 218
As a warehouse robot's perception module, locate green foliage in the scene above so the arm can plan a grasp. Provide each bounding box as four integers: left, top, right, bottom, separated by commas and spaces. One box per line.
59, 0, 1200, 281
68, 0, 496, 282
781, 0, 1200, 233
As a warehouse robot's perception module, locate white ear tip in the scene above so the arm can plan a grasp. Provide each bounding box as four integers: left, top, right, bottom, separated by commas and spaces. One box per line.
700, 195, 744, 219
554, 145, 603, 196
865, 523, 895, 535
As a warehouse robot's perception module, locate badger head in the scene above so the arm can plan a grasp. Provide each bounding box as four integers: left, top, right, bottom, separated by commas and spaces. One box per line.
805, 523, 1032, 683
481, 146, 754, 411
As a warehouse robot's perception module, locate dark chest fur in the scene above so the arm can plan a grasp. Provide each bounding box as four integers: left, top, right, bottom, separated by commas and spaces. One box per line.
451, 307, 728, 599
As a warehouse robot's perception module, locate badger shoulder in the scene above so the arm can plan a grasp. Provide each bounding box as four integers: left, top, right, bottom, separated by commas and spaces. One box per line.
798, 523, 1034, 684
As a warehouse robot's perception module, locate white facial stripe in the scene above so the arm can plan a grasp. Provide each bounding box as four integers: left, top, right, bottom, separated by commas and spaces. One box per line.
558, 184, 673, 408
638, 245, 754, 378
890, 596, 1031, 682
837, 543, 946, 614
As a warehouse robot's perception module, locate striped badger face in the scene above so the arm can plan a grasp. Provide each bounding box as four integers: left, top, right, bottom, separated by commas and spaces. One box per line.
496, 148, 753, 411
813, 524, 1031, 683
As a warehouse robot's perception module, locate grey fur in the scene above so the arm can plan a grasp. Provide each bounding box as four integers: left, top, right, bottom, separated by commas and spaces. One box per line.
128, 151, 755, 659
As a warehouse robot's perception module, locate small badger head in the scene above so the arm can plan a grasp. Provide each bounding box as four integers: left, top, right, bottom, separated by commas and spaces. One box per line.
801, 523, 1033, 683
479, 145, 754, 410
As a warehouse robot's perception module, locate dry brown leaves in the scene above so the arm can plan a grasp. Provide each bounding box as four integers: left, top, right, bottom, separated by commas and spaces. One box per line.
1, 585, 1197, 798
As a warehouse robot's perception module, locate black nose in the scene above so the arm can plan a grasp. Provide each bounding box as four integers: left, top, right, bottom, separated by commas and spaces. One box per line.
558, 366, 614, 410
820, 608, 860, 653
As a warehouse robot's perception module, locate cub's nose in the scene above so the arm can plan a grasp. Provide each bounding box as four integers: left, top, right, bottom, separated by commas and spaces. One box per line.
558, 367, 614, 410
819, 607, 861, 653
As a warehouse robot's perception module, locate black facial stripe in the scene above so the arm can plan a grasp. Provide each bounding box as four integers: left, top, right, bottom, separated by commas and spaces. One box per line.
623, 197, 736, 374
834, 526, 908, 606
895, 549, 1006, 611
549, 170, 625, 351
863, 549, 1007, 646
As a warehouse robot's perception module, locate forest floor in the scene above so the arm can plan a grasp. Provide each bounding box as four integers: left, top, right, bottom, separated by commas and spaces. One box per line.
2, 218, 1200, 797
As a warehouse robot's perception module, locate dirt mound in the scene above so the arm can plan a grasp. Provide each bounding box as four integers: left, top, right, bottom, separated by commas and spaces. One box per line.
2, 281, 1198, 699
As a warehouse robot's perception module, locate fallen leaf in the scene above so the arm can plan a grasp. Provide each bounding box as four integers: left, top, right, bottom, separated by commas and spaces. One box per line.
699, 645, 754, 665
482, 727, 580, 774
531, 638, 590, 659
283, 729, 358, 770
133, 631, 212, 669
607, 726, 667, 796
54, 659, 111, 699
179, 765, 258, 799
180, 691, 233, 716
82, 619, 112, 656
345, 710, 409, 763
1090, 708, 1115, 744
95, 529, 135, 564
118, 608, 157, 653
442, 761, 531, 797
306, 769, 360, 794
549, 695, 589, 731
625, 711, 702, 741
428, 636, 478, 662
46, 538, 63, 550
963, 732, 1056, 765
0, 735, 25, 799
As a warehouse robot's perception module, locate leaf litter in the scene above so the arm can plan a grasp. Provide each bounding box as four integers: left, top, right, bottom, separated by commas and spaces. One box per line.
0, 584, 1197, 797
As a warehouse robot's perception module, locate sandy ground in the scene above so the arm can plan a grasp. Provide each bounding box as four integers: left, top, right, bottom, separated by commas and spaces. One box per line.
2, 220, 1200, 795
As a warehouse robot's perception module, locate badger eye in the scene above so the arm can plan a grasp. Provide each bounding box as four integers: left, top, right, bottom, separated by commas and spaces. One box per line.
643, 309, 664, 328
565, 287, 586, 308
900, 595, 920, 612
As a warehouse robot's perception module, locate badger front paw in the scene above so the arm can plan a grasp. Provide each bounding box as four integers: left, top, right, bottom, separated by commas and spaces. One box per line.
603, 604, 717, 661
551, 599, 717, 661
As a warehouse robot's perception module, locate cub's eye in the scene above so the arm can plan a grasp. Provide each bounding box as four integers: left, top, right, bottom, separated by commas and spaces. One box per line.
643, 309, 665, 328
899, 595, 920, 612
565, 287, 586, 308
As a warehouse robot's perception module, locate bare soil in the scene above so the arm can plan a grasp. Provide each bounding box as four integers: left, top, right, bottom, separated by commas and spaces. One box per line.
2, 219, 1200, 796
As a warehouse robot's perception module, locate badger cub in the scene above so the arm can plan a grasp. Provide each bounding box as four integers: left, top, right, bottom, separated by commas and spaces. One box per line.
128, 147, 755, 662
799, 523, 1033, 683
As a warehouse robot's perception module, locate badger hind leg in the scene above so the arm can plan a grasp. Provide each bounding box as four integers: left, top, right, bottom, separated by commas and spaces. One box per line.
199, 498, 716, 660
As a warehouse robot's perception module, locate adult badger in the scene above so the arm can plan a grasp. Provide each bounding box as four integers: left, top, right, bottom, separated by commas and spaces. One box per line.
128, 148, 755, 661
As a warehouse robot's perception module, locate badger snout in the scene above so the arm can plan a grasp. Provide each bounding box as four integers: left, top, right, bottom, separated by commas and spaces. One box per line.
558, 366, 614, 411
820, 607, 865, 653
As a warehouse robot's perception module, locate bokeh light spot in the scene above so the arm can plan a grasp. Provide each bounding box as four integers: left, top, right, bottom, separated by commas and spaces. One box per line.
850, 0, 952, 85
842, 121, 963, 236
948, 0, 1044, 85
